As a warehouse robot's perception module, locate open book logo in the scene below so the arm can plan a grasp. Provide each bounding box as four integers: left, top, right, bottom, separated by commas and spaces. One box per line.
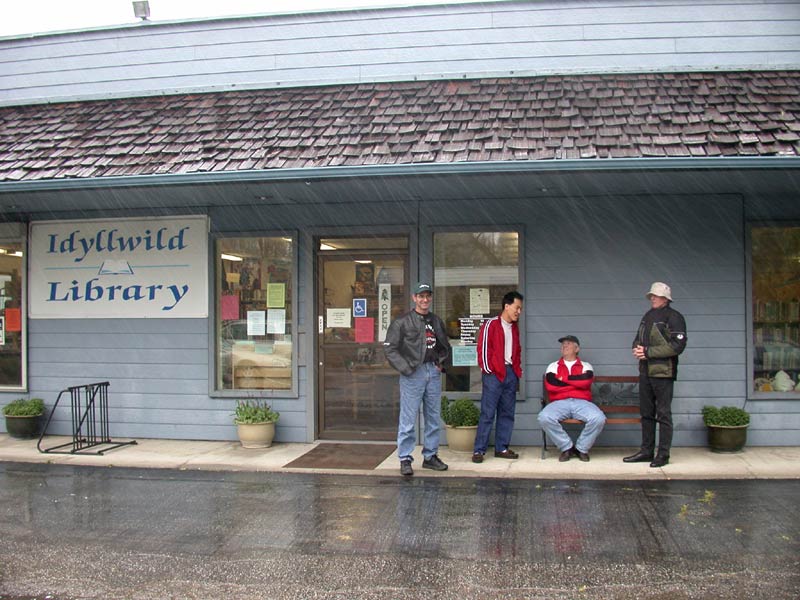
99, 260, 134, 275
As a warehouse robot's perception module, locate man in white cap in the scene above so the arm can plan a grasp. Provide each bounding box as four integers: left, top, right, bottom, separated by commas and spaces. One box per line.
624, 282, 687, 467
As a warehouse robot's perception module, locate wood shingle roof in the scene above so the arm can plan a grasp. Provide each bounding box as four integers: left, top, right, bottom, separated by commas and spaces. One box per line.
1, 71, 798, 182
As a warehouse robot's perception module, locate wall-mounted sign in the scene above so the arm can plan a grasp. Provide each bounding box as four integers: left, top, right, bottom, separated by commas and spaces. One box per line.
327, 308, 351, 328
452, 345, 478, 367
29, 216, 209, 319
353, 298, 367, 317
378, 283, 391, 341
469, 288, 490, 315
459, 317, 481, 345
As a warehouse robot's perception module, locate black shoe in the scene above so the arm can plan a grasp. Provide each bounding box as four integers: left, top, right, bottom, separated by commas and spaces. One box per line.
400, 460, 413, 476
472, 452, 484, 464
422, 454, 448, 471
494, 448, 519, 459
577, 450, 590, 462
650, 455, 669, 468
623, 450, 654, 463
558, 449, 572, 462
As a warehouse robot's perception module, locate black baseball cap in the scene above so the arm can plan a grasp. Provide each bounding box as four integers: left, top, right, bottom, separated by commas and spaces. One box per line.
558, 335, 580, 345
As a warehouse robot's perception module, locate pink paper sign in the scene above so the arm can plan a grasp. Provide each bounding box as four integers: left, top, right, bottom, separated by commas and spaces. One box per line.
221, 295, 240, 320
355, 317, 375, 343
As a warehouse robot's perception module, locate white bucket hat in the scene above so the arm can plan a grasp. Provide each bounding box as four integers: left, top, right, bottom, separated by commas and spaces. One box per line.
646, 282, 672, 300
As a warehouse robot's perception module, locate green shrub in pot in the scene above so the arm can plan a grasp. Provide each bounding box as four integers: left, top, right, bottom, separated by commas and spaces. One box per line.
702, 405, 750, 453
702, 405, 750, 427
233, 399, 279, 424
2, 398, 44, 417
441, 396, 480, 427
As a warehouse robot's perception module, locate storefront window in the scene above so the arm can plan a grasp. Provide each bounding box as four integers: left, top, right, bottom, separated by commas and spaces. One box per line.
433, 231, 520, 394
215, 236, 294, 392
0, 239, 24, 389
751, 226, 800, 394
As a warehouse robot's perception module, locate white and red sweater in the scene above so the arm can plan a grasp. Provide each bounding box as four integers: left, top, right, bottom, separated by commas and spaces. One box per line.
544, 357, 594, 401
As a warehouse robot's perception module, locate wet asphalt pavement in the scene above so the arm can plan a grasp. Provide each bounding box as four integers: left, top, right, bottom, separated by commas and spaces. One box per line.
0, 462, 797, 599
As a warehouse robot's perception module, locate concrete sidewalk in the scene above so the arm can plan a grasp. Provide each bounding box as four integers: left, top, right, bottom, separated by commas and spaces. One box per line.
2, 434, 799, 479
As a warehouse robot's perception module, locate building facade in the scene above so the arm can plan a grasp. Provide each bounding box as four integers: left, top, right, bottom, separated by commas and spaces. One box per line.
1, 0, 799, 446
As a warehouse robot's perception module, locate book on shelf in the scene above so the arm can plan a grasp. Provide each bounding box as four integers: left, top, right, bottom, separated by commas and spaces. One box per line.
754, 300, 800, 322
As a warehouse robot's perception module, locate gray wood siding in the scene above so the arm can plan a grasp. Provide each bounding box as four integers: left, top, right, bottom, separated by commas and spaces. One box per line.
21, 316, 309, 442
1, 188, 798, 445
421, 192, 796, 448
1, 0, 798, 106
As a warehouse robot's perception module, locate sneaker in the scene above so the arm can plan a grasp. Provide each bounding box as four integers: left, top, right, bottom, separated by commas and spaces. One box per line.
400, 459, 413, 476
422, 454, 448, 471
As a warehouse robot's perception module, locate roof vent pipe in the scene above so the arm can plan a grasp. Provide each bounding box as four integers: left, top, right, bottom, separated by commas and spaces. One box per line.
132, 1, 150, 21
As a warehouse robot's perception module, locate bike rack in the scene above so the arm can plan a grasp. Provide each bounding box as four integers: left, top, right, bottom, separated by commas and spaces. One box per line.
37, 381, 137, 455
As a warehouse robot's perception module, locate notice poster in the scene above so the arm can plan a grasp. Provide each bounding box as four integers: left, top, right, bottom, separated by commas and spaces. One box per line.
355, 317, 375, 343
327, 308, 351, 328
221, 295, 240, 320
4, 308, 20, 332
469, 288, 490, 315
452, 345, 478, 367
247, 311, 266, 335
267, 283, 285, 308
267, 309, 286, 334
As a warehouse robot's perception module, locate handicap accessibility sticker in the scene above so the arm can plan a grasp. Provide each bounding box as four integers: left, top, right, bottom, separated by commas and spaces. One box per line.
353, 298, 367, 318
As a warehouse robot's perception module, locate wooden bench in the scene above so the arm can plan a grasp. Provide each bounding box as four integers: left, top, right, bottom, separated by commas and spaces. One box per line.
540, 375, 640, 459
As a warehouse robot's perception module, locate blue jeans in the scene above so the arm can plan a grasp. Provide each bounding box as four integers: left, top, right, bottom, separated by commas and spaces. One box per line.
538, 398, 607, 453
397, 362, 442, 462
473, 367, 518, 454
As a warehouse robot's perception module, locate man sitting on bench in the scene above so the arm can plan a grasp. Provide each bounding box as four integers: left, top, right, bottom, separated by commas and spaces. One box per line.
539, 335, 606, 462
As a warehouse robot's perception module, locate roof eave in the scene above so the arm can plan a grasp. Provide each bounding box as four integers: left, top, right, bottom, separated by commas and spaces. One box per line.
0, 156, 798, 194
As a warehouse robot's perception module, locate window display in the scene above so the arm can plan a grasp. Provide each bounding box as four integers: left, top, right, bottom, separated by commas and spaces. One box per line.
433, 231, 520, 394
751, 226, 800, 394
216, 236, 294, 392
0, 240, 23, 389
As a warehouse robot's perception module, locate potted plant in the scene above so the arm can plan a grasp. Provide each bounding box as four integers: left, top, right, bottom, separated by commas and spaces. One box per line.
233, 399, 279, 448
702, 405, 750, 453
3, 398, 45, 439
441, 396, 480, 452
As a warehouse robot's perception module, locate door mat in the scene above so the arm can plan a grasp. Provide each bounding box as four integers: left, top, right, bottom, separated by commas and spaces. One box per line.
284, 443, 396, 470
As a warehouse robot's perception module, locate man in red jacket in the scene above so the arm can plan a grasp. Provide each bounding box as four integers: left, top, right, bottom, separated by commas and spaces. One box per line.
472, 291, 524, 463
539, 335, 606, 461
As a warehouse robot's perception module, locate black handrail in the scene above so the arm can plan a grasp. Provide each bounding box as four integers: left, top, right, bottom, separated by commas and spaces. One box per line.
37, 381, 137, 455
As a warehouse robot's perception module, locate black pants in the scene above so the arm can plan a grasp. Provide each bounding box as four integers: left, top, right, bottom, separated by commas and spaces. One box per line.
638, 375, 674, 456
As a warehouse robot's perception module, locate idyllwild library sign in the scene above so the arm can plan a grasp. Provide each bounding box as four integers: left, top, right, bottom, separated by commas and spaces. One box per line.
29, 216, 209, 318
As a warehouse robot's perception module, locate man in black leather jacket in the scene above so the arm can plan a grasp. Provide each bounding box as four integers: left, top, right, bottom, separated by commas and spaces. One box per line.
624, 282, 688, 468
384, 282, 451, 476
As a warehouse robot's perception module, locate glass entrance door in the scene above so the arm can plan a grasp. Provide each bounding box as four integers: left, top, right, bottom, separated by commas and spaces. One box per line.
317, 237, 408, 440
